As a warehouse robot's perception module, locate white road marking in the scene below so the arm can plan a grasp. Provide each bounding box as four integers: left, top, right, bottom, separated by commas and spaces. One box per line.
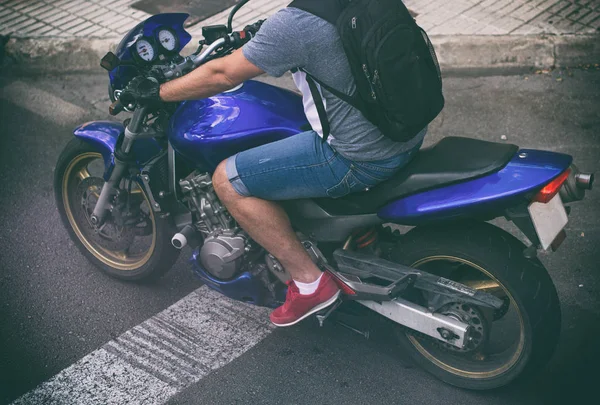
0, 81, 88, 126
11, 286, 274, 405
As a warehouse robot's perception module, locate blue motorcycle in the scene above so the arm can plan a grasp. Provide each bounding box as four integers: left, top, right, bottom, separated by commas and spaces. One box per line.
54, 8, 594, 390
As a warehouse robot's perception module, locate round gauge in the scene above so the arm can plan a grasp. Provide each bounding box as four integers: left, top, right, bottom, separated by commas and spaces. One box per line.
135, 39, 155, 62
157, 29, 178, 52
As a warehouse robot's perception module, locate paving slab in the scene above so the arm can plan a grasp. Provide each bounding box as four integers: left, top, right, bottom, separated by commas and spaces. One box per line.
1, 0, 599, 71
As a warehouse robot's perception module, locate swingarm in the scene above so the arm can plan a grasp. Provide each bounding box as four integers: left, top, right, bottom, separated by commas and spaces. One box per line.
324, 249, 504, 349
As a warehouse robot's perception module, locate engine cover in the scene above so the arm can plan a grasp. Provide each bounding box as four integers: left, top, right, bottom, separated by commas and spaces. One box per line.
200, 233, 246, 279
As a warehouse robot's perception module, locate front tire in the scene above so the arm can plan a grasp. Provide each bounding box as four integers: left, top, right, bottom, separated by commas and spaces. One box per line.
54, 138, 180, 281
387, 221, 560, 390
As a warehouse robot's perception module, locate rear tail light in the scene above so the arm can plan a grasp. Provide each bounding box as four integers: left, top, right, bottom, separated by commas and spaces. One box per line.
533, 169, 571, 203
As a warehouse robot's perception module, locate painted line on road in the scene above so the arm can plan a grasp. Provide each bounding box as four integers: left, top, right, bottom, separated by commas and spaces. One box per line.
11, 286, 274, 405
0, 80, 88, 126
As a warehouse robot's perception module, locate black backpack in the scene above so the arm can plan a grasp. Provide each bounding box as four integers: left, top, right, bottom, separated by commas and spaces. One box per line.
288, 0, 444, 143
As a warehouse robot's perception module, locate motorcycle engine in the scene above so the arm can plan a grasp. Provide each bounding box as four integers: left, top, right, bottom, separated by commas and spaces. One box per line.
179, 172, 249, 279
201, 233, 246, 279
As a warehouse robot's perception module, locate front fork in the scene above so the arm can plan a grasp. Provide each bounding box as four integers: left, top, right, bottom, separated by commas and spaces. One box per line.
90, 107, 148, 226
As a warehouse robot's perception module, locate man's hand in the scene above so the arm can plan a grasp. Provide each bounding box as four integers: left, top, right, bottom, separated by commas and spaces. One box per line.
119, 76, 162, 107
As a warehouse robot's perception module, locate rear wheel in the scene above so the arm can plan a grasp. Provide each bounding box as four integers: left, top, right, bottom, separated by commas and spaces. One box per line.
387, 222, 560, 390
54, 138, 179, 281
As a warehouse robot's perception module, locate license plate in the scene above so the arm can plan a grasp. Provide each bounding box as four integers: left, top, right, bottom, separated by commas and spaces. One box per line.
528, 194, 568, 250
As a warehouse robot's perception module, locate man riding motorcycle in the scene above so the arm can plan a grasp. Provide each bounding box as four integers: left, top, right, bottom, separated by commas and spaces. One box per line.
121, 5, 427, 327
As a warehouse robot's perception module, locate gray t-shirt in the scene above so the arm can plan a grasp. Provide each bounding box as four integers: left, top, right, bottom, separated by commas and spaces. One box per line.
242, 7, 426, 161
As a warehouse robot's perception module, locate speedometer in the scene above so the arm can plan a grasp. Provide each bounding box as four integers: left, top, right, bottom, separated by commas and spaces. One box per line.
157, 29, 178, 52
135, 39, 155, 62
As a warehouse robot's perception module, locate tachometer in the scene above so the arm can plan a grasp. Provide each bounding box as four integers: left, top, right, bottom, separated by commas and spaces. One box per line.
135, 39, 155, 62
157, 28, 178, 52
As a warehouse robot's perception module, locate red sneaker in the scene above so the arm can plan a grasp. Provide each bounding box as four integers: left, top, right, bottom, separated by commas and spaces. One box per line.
270, 272, 340, 327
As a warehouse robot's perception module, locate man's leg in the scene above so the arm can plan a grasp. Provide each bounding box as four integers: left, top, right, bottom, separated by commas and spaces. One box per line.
210, 131, 343, 326
212, 161, 321, 284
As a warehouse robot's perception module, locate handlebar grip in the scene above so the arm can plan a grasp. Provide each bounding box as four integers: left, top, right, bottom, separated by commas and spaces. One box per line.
230, 30, 250, 48
109, 99, 125, 116
244, 19, 265, 35
230, 20, 265, 48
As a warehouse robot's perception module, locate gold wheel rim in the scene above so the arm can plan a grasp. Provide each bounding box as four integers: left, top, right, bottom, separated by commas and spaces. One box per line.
62, 152, 156, 270
407, 255, 525, 379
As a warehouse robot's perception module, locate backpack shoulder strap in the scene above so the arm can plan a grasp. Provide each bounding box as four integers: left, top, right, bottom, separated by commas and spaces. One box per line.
293, 68, 366, 142
302, 69, 362, 110
287, 0, 346, 25
303, 73, 331, 141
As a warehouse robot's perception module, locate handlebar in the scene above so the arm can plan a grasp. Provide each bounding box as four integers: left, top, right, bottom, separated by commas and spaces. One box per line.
161, 36, 228, 80
163, 21, 263, 80
191, 37, 228, 67
112, 20, 264, 115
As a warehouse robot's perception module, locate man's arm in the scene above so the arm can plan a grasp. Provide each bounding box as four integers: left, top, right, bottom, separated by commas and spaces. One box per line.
159, 48, 264, 102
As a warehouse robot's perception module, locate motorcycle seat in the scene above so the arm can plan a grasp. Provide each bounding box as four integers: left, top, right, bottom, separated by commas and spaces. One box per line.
315, 136, 519, 215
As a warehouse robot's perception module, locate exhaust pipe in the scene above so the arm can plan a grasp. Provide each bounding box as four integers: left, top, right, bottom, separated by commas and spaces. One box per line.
575, 172, 594, 190
560, 165, 594, 203
171, 225, 195, 249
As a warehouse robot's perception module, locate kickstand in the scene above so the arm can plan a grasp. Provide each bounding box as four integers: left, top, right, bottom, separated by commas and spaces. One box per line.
336, 320, 370, 339
315, 298, 342, 327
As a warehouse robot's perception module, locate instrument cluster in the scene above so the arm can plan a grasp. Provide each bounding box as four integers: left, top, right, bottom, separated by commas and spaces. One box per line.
132, 26, 179, 63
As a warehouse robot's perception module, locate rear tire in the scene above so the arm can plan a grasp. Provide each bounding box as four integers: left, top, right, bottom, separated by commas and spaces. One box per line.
54, 138, 179, 281
387, 221, 560, 390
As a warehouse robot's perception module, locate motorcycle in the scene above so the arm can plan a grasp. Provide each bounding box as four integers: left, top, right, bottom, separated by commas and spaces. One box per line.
53, 4, 594, 390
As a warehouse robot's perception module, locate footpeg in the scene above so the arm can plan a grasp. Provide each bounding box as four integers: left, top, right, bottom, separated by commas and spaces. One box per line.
315, 298, 342, 327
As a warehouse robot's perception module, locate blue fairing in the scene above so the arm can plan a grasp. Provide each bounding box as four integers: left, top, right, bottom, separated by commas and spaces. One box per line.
73, 121, 162, 179
109, 13, 192, 92
168, 80, 308, 170
379, 149, 573, 225
190, 249, 286, 308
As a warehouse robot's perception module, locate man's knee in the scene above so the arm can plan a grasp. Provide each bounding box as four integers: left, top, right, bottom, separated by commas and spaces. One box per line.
213, 160, 228, 194
213, 159, 240, 202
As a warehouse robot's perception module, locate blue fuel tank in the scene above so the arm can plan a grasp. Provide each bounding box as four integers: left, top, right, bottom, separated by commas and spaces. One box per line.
167, 80, 308, 170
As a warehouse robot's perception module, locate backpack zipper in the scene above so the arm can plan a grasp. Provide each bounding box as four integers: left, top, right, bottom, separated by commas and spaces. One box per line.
351, 17, 357, 29
373, 70, 381, 88
372, 27, 417, 100
362, 64, 377, 100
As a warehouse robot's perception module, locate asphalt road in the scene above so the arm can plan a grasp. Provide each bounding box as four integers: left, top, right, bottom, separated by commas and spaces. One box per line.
0, 69, 599, 405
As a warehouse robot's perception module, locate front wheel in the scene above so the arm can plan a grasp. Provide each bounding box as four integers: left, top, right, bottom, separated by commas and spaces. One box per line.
387, 222, 560, 390
54, 138, 180, 281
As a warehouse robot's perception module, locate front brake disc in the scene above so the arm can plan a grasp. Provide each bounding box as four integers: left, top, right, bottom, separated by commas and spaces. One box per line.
73, 177, 136, 251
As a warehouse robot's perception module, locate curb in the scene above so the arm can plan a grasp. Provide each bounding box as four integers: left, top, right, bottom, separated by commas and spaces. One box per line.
3, 33, 599, 74
433, 34, 600, 72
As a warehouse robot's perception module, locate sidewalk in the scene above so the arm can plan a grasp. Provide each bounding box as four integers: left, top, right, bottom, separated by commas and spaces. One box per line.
1, 0, 599, 71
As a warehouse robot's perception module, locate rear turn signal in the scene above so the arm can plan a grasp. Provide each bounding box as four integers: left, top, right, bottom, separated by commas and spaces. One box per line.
534, 169, 571, 203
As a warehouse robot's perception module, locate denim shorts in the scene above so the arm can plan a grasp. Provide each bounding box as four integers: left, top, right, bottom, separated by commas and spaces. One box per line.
225, 131, 422, 201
